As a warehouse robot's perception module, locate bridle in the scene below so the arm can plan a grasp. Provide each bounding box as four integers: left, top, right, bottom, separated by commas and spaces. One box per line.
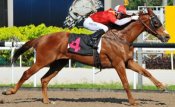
138, 14, 162, 36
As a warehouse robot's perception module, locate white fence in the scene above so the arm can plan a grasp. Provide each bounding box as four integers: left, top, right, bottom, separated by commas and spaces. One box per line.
0, 42, 175, 89
0, 67, 175, 86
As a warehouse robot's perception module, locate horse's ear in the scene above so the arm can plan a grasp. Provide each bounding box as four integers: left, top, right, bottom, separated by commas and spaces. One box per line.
147, 8, 154, 15
138, 11, 143, 16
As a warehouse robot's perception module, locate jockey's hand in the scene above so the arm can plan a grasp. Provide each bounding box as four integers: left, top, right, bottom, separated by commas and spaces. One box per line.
131, 16, 139, 20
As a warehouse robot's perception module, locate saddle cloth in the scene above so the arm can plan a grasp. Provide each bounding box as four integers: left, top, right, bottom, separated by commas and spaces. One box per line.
68, 33, 102, 55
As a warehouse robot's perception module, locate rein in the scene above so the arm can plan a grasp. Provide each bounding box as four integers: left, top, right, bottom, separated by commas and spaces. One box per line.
138, 16, 158, 35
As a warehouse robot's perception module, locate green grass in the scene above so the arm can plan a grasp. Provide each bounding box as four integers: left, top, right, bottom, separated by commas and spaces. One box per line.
0, 83, 175, 91
48, 83, 124, 90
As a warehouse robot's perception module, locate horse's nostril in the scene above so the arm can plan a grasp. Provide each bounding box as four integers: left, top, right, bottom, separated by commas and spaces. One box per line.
166, 35, 170, 39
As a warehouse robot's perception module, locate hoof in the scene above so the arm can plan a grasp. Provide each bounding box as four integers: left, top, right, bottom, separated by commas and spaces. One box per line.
43, 101, 56, 104
2, 91, 6, 95
130, 102, 139, 106
2, 89, 14, 95
159, 85, 168, 93
129, 100, 138, 106
161, 88, 169, 93
158, 83, 167, 91
2, 91, 10, 95
43, 99, 51, 104
43, 99, 56, 104
50, 101, 56, 104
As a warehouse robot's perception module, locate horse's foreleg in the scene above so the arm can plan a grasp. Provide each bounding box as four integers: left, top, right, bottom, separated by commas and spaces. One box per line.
41, 59, 68, 104
127, 60, 166, 90
2, 63, 42, 95
114, 61, 137, 105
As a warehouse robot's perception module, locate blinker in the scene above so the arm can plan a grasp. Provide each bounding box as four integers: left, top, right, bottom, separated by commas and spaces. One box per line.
150, 15, 162, 29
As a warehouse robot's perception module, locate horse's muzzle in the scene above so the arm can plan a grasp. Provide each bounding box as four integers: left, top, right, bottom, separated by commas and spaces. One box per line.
159, 34, 170, 42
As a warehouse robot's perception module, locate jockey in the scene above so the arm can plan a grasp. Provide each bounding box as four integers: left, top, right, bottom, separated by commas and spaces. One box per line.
83, 5, 139, 48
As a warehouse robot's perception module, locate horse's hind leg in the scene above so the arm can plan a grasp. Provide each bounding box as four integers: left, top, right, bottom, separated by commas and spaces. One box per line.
41, 59, 68, 104
127, 60, 165, 90
2, 63, 43, 95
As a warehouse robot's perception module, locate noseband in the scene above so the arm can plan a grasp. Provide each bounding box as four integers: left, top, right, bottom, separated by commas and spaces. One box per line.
139, 15, 162, 36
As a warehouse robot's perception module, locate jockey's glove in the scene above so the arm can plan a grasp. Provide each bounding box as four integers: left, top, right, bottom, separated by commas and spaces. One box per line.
131, 16, 139, 20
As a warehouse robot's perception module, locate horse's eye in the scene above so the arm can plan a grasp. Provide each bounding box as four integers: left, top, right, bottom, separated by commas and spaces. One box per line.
153, 20, 160, 28
154, 21, 158, 24
151, 15, 162, 28
154, 21, 159, 26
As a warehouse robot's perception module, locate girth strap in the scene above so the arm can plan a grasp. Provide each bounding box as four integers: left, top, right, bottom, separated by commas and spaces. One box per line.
93, 49, 102, 71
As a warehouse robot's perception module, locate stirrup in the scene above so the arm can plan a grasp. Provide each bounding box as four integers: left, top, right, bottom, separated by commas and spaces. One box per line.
92, 41, 98, 49
88, 39, 98, 49
92, 37, 98, 40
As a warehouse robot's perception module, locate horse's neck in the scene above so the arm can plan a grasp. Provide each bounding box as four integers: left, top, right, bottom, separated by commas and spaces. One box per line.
119, 21, 145, 43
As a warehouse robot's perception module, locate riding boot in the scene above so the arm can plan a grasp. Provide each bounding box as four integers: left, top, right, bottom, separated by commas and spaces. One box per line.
89, 29, 105, 49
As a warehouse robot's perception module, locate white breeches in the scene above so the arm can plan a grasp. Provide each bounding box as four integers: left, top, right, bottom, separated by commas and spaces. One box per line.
83, 17, 108, 32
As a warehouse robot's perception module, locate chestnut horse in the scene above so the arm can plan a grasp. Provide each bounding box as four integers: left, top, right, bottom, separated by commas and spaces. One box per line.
2, 8, 170, 105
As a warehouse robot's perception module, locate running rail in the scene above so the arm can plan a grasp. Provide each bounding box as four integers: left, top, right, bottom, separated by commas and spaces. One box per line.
1, 41, 175, 48
132, 43, 175, 48
0, 41, 25, 47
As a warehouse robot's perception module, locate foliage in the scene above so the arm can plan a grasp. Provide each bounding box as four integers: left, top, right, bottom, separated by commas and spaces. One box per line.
0, 50, 11, 66
168, 0, 173, 5
127, 0, 173, 10
0, 23, 92, 41
0, 24, 92, 66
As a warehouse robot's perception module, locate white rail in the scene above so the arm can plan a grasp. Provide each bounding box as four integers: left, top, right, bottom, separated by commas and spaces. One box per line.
0, 42, 175, 89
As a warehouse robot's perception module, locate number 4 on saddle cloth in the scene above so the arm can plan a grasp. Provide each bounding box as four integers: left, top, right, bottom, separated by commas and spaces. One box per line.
68, 33, 102, 69
68, 33, 102, 55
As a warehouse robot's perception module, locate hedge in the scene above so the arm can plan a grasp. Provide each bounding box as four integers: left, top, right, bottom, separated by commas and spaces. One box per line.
0, 24, 93, 66
0, 23, 92, 41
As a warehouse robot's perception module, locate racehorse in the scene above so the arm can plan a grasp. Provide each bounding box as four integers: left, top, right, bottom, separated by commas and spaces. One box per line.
2, 8, 170, 105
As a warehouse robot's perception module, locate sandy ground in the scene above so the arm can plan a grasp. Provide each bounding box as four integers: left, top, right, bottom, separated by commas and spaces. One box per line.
0, 88, 175, 107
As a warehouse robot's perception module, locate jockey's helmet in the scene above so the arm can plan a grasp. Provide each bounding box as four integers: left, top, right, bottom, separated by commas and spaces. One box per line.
114, 5, 127, 14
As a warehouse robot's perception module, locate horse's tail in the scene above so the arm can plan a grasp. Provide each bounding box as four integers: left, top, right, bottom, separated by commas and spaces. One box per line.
12, 39, 38, 63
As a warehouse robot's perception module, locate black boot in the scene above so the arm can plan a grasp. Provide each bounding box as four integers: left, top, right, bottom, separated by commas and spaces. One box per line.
89, 29, 105, 48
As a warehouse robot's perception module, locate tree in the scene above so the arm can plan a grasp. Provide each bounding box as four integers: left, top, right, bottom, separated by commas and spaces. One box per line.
126, 0, 173, 10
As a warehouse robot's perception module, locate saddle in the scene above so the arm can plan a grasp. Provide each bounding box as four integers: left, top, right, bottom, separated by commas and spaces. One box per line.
68, 33, 102, 69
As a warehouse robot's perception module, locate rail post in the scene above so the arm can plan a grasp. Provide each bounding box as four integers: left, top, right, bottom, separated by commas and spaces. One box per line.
137, 33, 143, 89
171, 52, 174, 70
33, 49, 37, 87
133, 49, 137, 90
137, 48, 143, 89
11, 47, 15, 85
